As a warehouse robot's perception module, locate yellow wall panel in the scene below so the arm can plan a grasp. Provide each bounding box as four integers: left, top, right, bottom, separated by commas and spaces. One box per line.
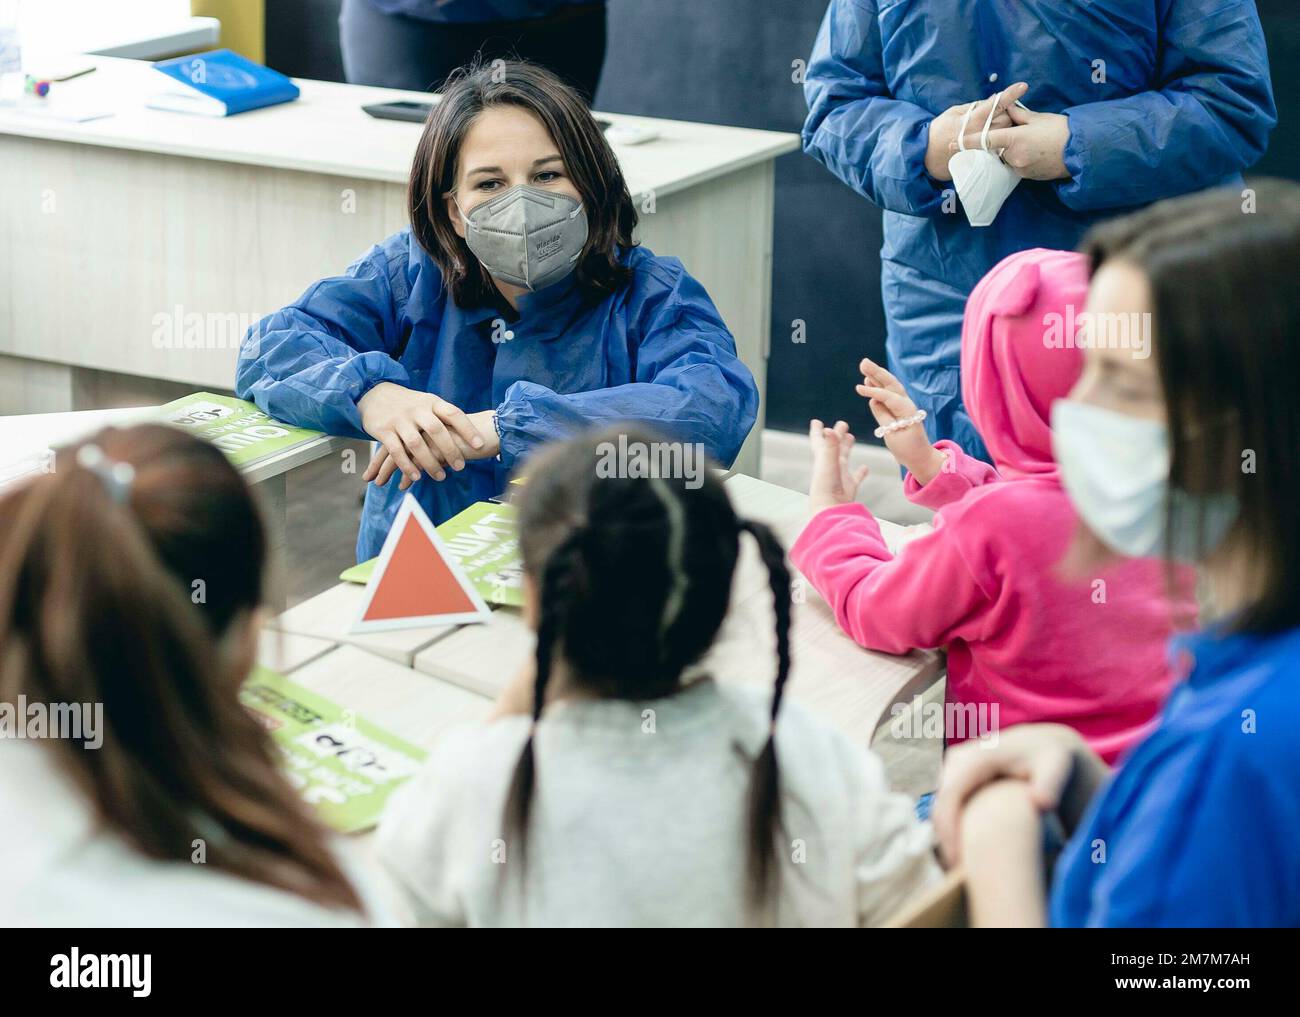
191, 0, 264, 64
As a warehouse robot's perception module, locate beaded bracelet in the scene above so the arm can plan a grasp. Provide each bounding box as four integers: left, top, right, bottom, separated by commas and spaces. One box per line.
874, 409, 927, 439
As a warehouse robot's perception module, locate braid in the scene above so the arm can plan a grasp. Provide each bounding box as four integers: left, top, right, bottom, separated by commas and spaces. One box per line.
501, 530, 585, 888
646, 476, 690, 668
737, 518, 793, 915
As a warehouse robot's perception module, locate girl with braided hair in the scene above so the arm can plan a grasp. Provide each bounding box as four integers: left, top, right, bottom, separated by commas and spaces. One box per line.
378, 427, 937, 926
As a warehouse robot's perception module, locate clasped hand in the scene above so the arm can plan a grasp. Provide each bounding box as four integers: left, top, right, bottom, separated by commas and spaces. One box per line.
357, 382, 500, 490
926, 81, 1071, 183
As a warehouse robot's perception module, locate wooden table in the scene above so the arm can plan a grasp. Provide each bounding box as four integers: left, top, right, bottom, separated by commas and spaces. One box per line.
0, 405, 345, 606
0, 56, 798, 475
265, 473, 944, 785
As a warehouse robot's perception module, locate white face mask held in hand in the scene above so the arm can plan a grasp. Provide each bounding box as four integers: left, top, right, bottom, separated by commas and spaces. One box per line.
454, 184, 588, 292
947, 91, 1021, 228
1051, 399, 1239, 561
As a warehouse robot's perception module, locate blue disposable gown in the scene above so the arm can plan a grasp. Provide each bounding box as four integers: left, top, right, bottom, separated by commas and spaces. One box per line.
803, 0, 1276, 460
235, 232, 758, 561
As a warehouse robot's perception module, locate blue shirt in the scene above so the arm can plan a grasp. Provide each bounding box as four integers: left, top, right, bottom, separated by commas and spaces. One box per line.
803, 0, 1276, 460
235, 231, 758, 561
365, 0, 602, 23
1051, 623, 1300, 927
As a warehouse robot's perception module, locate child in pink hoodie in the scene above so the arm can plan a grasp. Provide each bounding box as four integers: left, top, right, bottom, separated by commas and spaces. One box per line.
790, 248, 1196, 764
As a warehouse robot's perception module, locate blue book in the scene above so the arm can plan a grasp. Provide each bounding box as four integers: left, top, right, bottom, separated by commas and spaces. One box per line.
148, 49, 299, 117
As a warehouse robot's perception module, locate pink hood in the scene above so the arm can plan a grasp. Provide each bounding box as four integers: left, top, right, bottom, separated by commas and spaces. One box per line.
960, 248, 1090, 479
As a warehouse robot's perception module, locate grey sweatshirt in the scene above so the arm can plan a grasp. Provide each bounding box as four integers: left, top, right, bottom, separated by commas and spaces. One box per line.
377, 678, 939, 927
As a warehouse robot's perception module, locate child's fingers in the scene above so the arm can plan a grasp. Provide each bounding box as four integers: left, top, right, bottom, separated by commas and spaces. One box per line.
859, 384, 914, 419
858, 356, 887, 390
810, 419, 840, 456
857, 382, 895, 409
860, 356, 905, 393
865, 396, 895, 427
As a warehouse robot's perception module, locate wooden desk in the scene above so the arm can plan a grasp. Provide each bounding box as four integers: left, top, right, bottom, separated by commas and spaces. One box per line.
0, 405, 345, 603
264, 474, 946, 829
257, 630, 337, 676
0, 56, 798, 475
284, 645, 492, 754
401, 475, 940, 756
271, 580, 456, 668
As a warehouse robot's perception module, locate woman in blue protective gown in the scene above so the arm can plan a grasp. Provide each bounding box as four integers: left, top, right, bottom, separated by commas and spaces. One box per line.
803, 0, 1276, 462
235, 61, 758, 561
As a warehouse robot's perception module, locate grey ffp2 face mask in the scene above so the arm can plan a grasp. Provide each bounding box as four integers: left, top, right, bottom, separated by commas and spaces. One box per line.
455, 184, 589, 292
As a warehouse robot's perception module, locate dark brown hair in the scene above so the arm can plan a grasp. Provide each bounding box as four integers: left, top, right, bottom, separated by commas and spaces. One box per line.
1081, 179, 1300, 634
502, 427, 793, 916
408, 60, 637, 307
0, 424, 362, 912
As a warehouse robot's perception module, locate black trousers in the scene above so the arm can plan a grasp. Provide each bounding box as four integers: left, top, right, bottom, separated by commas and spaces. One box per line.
339, 0, 607, 103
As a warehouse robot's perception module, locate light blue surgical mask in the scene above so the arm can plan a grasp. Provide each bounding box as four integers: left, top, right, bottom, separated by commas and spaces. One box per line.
1051, 399, 1238, 562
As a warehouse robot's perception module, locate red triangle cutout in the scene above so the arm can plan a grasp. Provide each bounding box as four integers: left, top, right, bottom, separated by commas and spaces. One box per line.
362, 513, 479, 622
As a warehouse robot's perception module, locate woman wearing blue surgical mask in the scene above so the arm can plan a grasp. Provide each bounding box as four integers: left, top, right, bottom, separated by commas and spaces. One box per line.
929, 181, 1300, 927
235, 60, 758, 562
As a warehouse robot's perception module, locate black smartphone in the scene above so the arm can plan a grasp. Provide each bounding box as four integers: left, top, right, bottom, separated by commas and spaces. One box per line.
362, 101, 434, 123
363, 101, 614, 132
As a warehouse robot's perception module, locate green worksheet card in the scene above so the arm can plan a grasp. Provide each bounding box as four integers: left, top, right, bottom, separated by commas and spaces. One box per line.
341, 501, 524, 607
240, 667, 427, 834
158, 392, 322, 467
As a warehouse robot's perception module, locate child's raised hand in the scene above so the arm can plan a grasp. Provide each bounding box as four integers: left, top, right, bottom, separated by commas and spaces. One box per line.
856, 357, 947, 485
807, 418, 869, 515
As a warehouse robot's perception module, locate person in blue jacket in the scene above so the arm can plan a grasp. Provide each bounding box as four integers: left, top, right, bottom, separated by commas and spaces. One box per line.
933, 182, 1300, 927
235, 61, 758, 562
803, 0, 1276, 462
339, 0, 607, 100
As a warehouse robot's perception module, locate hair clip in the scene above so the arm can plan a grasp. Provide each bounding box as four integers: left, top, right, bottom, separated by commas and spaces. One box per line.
76, 444, 136, 505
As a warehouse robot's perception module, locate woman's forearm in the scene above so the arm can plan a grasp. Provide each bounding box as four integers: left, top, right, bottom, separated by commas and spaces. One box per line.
959, 780, 1049, 928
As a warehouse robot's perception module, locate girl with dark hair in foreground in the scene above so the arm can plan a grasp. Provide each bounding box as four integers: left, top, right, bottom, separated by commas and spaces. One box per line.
377, 427, 938, 926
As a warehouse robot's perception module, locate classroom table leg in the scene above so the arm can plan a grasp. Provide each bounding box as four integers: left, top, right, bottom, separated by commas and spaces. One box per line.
254, 472, 289, 613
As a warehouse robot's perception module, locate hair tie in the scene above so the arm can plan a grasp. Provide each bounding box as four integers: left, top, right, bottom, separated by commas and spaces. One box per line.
76, 444, 136, 505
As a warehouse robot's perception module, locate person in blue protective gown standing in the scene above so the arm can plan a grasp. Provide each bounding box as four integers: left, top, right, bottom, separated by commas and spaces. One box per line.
235, 61, 758, 562
802, 0, 1276, 462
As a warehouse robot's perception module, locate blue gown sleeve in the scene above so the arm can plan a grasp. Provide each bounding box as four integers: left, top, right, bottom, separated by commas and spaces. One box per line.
494, 262, 759, 469
1072, 743, 1298, 927
801, 0, 947, 216
1056, 0, 1276, 213
234, 244, 413, 440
